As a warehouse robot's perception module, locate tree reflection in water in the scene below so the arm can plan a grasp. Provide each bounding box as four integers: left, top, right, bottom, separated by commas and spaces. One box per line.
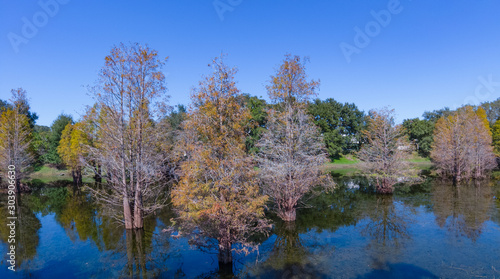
358, 194, 411, 270
0, 193, 41, 278
244, 220, 328, 279
0, 184, 174, 278
0, 177, 498, 278
431, 180, 493, 241
244, 183, 363, 278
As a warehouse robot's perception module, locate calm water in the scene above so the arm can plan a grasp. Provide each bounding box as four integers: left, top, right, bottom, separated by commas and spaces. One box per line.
1, 178, 500, 278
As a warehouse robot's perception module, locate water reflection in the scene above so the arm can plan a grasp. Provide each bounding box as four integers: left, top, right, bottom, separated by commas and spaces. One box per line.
0, 196, 41, 278
358, 195, 411, 271
0, 178, 499, 278
431, 180, 494, 241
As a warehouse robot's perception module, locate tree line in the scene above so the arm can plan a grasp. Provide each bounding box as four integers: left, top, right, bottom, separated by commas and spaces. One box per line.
1, 43, 499, 267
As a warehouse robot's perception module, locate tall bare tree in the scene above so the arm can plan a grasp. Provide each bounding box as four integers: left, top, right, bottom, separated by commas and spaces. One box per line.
431, 106, 496, 182
0, 89, 34, 192
84, 43, 170, 229
256, 55, 330, 222
171, 56, 270, 266
357, 108, 419, 194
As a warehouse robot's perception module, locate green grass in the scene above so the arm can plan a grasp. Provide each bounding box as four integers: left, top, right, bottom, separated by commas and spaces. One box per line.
26, 165, 94, 184
323, 155, 361, 177
324, 154, 434, 177
331, 155, 359, 164
408, 157, 431, 163
28, 165, 71, 182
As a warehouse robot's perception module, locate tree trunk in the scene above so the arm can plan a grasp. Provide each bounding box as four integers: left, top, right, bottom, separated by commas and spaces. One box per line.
218, 261, 234, 277
15, 178, 21, 194
72, 169, 83, 187
77, 168, 82, 187
280, 207, 296, 222
94, 164, 102, 183
133, 182, 144, 229
218, 240, 232, 265
123, 191, 134, 229
376, 178, 393, 194
72, 170, 77, 187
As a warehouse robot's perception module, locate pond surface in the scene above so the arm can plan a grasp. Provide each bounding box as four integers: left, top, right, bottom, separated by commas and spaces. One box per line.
1, 178, 500, 278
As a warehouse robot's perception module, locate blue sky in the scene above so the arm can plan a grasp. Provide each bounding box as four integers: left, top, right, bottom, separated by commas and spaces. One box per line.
1, 0, 500, 126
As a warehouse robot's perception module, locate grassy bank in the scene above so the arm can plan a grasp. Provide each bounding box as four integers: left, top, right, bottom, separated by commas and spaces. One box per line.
324, 154, 434, 177
27, 165, 94, 184
27, 155, 434, 184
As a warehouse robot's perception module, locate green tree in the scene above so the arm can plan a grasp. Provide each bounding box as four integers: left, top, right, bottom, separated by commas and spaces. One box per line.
167, 104, 187, 132
422, 107, 453, 123
480, 97, 500, 127
402, 118, 434, 157
46, 114, 74, 165
492, 118, 500, 155
308, 98, 365, 159
0, 99, 11, 113
240, 94, 268, 154
32, 125, 51, 166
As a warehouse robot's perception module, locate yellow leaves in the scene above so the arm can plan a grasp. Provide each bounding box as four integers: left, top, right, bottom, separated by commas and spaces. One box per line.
476, 106, 491, 136
58, 122, 90, 170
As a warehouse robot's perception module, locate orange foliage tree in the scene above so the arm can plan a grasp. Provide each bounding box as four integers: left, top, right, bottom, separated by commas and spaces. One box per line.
171, 56, 270, 266
431, 106, 496, 182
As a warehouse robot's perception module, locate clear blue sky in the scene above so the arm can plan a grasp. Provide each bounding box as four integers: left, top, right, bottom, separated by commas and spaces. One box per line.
1, 0, 500, 126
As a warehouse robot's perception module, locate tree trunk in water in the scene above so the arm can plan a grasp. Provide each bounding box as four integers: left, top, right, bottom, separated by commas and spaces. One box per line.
15, 178, 21, 194
77, 169, 82, 187
376, 178, 393, 194
280, 207, 296, 222
72, 170, 77, 187
94, 164, 102, 183
133, 182, 144, 229
218, 261, 234, 277
123, 191, 134, 229
218, 240, 232, 264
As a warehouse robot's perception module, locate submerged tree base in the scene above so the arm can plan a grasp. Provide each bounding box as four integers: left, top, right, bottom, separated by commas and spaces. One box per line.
279, 208, 297, 222
376, 182, 394, 194
218, 241, 232, 264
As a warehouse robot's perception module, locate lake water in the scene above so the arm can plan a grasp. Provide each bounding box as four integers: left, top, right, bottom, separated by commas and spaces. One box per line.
1, 177, 500, 278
